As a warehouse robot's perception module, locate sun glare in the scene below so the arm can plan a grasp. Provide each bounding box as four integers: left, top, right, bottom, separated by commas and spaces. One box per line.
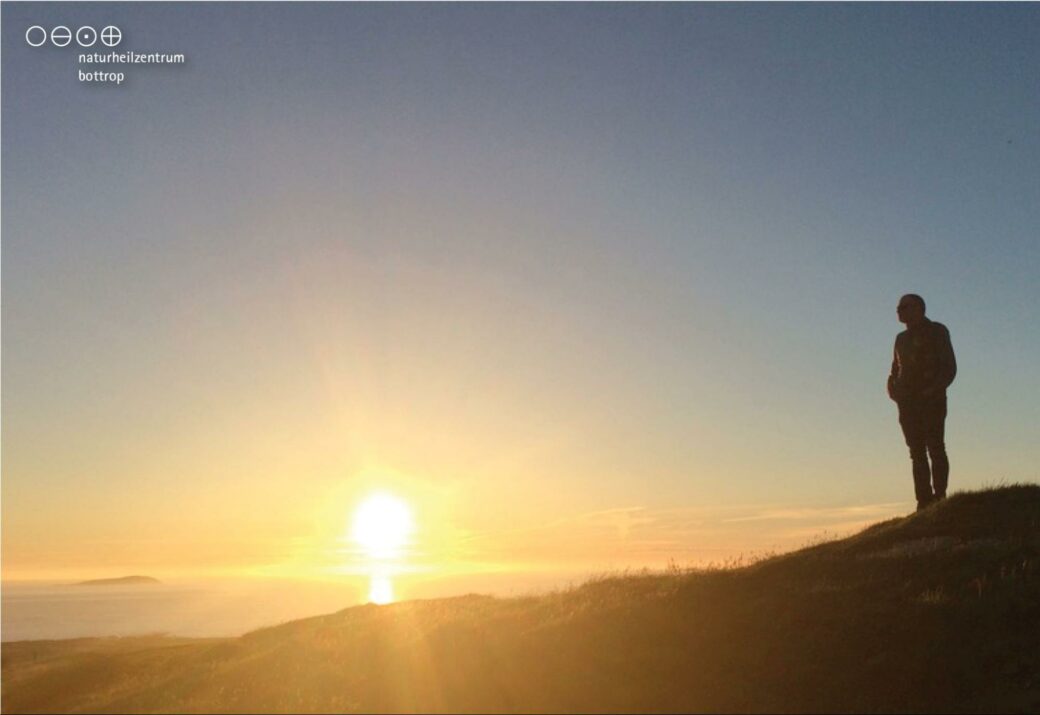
351, 492, 414, 560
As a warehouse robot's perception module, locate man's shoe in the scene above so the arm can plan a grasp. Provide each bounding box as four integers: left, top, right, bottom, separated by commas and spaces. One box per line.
916, 499, 933, 512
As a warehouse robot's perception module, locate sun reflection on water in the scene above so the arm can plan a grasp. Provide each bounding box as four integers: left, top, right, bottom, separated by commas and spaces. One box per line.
368, 574, 394, 605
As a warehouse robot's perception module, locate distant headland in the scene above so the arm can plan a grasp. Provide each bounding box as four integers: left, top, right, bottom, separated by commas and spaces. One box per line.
72, 575, 161, 587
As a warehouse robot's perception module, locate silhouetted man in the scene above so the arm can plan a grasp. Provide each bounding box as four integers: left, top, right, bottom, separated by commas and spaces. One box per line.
887, 294, 957, 511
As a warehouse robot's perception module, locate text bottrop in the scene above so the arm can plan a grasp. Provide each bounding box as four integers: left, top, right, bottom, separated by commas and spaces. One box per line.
79, 70, 124, 84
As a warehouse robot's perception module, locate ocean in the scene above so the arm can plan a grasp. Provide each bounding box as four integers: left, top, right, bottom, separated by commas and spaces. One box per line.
1, 570, 592, 642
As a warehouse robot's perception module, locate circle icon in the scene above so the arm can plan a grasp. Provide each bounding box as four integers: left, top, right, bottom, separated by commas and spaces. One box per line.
76, 26, 97, 47
26, 25, 47, 47
100, 26, 122, 47
50, 25, 72, 47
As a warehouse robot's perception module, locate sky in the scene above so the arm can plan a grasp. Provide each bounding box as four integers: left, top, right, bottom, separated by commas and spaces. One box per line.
3, 3, 1039, 583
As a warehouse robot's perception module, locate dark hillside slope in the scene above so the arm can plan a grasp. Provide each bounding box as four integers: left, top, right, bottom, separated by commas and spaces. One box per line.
3, 485, 1039, 713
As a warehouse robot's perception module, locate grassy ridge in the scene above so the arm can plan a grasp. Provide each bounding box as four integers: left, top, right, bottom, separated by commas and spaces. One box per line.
3, 485, 1039, 713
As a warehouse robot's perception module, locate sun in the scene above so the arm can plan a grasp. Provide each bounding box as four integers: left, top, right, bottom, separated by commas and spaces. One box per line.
351, 492, 415, 559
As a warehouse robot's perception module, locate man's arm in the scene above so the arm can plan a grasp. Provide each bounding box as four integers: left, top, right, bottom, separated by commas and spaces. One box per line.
937, 324, 956, 389
921, 324, 956, 396
887, 339, 901, 401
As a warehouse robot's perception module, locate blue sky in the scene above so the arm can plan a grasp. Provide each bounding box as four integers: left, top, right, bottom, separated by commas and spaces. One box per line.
3, 3, 1038, 578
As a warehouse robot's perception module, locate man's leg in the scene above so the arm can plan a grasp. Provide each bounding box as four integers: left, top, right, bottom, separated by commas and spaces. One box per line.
899, 402, 933, 508
925, 397, 949, 499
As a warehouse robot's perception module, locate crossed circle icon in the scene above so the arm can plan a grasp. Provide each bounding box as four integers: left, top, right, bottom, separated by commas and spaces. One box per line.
25, 24, 121, 47
101, 26, 122, 47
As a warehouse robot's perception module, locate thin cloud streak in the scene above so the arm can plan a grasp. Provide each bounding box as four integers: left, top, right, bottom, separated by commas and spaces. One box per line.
450, 500, 911, 568
721, 503, 906, 524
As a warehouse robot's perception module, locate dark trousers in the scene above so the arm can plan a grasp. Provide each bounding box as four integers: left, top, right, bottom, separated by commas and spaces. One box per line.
898, 397, 949, 504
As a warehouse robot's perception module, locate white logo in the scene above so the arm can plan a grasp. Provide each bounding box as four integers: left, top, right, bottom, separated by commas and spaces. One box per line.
101, 26, 122, 47
50, 25, 72, 47
25, 25, 47, 47
25, 25, 122, 48
76, 26, 97, 47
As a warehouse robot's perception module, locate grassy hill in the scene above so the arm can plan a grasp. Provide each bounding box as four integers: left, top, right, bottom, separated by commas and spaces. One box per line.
3, 485, 1039, 713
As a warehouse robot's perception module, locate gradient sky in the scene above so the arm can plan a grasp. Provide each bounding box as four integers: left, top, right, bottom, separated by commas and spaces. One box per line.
3, 3, 1039, 581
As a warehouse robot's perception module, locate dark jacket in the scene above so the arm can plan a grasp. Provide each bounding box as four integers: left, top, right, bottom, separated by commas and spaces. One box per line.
888, 318, 957, 403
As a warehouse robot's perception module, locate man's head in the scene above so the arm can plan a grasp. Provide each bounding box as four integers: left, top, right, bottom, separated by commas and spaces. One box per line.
897, 294, 926, 326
